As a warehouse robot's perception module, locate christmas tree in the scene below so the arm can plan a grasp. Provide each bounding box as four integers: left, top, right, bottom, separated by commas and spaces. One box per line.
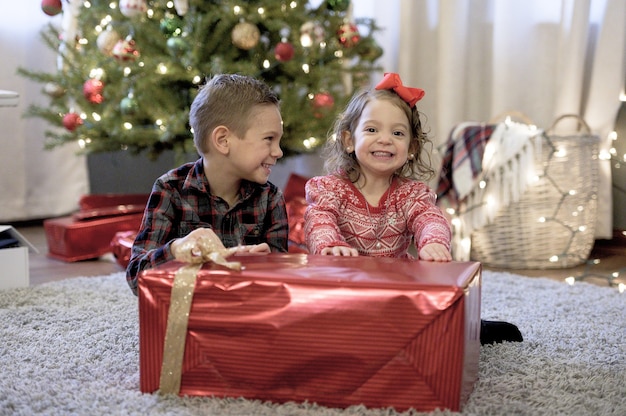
20, 0, 383, 160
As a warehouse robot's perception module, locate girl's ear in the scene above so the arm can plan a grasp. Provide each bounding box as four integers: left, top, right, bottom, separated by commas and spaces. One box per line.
211, 125, 231, 155
341, 131, 353, 150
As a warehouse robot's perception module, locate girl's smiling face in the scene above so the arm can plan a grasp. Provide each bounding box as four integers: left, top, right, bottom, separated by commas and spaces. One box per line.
345, 98, 412, 181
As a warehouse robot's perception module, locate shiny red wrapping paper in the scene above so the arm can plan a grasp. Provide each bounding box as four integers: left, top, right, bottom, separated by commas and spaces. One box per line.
110, 230, 137, 269
43, 213, 143, 262
138, 254, 481, 412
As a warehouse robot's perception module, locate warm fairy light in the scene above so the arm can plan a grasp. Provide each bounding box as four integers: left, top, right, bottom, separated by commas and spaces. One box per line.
166, 1, 174, 8
123, 67, 131, 76
334, 50, 344, 58
92, 112, 101, 121
554, 147, 567, 157
123, 122, 133, 130
479, 180, 486, 189
233, 5, 242, 14
78, 139, 87, 149
258, 7, 265, 15
618, 283, 625, 294
290, 1, 298, 8
451, 217, 461, 227
549, 255, 559, 262
302, 64, 310, 73
538, 217, 546, 222
599, 149, 611, 160
78, 38, 88, 45
263, 60, 270, 69
608, 131, 617, 141
155, 119, 163, 126
565, 276, 576, 285
147, 9, 154, 18
109, 2, 116, 9
446, 208, 456, 215
89, 68, 104, 78
192, 75, 202, 84
568, 190, 577, 195
578, 225, 586, 232
303, 137, 317, 149
157, 63, 168, 74
84, 1, 91, 7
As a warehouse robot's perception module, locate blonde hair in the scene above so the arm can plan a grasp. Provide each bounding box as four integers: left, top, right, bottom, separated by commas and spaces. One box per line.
189, 74, 280, 154
322, 88, 434, 183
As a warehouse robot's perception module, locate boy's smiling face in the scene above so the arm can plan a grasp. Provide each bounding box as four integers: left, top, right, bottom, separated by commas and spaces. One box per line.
229, 104, 284, 184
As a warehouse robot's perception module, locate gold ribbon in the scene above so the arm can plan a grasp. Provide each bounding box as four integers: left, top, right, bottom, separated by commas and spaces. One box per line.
159, 263, 202, 394
158, 253, 241, 395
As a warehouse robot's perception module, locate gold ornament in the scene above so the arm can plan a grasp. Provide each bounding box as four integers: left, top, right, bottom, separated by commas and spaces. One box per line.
231, 21, 260, 50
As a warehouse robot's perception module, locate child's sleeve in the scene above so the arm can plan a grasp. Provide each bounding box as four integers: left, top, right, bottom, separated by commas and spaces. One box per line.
404, 182, 452, 252
303, 176, 352, 254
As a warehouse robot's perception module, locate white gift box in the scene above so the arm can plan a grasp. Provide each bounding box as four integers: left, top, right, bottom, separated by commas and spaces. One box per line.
0, 225, 38, 290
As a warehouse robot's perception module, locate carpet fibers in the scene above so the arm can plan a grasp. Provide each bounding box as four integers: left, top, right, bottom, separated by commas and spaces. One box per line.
0, 271, 624, 416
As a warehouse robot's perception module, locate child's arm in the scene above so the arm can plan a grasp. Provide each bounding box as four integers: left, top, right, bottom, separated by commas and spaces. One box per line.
404, 181, 453, 261
304, 176, 355, 255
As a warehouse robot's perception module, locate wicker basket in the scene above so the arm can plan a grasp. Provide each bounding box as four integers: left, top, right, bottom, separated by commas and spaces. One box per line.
470, 114, 600, 269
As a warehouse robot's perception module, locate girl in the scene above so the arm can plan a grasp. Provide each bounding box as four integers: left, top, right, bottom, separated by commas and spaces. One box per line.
304, 73, 522, 345
304, 72, 451, 260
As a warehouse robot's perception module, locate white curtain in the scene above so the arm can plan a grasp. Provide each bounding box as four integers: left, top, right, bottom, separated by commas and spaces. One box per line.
388, 0, 625, 239
0, 2, 89, 222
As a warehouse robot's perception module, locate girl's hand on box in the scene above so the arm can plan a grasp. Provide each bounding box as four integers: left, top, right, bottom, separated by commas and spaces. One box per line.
321, 246, 359, 256
419, 243, 452, 262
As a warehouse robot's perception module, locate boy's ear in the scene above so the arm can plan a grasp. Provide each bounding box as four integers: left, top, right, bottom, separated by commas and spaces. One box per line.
211, 126, 231, 155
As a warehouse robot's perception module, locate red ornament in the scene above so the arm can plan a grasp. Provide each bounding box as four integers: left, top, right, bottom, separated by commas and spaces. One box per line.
337, 23, 360, 48
83, 79, 104, 104
62, 112, 83, 132
41, 0, 62, 16
274, 41, 295, 62
312, 92, 335, 118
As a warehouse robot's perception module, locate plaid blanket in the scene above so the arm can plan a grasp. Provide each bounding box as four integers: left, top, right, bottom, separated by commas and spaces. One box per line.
436, 122, 497, 210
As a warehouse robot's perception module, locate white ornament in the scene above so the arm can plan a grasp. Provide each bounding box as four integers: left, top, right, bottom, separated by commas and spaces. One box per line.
174, 0, 189, 16
97, 27, 121, 56
119, 0, 147, 18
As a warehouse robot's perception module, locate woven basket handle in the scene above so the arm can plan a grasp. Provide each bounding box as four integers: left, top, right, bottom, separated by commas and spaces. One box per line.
488, 110, 534, 125
547, 114, 591, 134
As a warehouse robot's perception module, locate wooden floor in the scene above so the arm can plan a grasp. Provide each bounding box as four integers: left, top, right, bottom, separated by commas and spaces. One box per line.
12, 222, 626, 289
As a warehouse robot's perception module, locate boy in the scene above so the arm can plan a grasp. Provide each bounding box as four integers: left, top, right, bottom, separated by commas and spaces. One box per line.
126, 74, 288, 295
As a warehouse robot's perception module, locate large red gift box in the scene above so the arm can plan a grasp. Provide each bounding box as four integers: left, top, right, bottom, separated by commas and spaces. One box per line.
138, 254, 481, 412
43, 193, 148, 262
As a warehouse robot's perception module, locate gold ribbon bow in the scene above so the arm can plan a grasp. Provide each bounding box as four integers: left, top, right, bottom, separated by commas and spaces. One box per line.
374, 72, 425, 108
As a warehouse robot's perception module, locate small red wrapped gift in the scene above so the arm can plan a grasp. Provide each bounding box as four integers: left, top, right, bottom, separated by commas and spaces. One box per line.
43, 193, 148, 262
138, 254, 481, 412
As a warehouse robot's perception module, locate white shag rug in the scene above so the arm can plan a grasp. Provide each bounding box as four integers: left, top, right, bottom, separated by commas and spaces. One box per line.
0, 271, 624, 416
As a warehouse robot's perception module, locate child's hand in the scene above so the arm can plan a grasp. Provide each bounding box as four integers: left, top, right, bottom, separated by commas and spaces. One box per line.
320, 246, 359, 256
171, 228, 237, 263
418, 243, 452, 262
234, 243, 271, 255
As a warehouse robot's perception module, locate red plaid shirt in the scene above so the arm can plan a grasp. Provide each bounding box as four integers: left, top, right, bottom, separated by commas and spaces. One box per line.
126, 158, 288, 294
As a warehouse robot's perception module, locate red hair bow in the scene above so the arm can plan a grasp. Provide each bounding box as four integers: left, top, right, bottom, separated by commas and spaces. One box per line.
374, 73, 425, 108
